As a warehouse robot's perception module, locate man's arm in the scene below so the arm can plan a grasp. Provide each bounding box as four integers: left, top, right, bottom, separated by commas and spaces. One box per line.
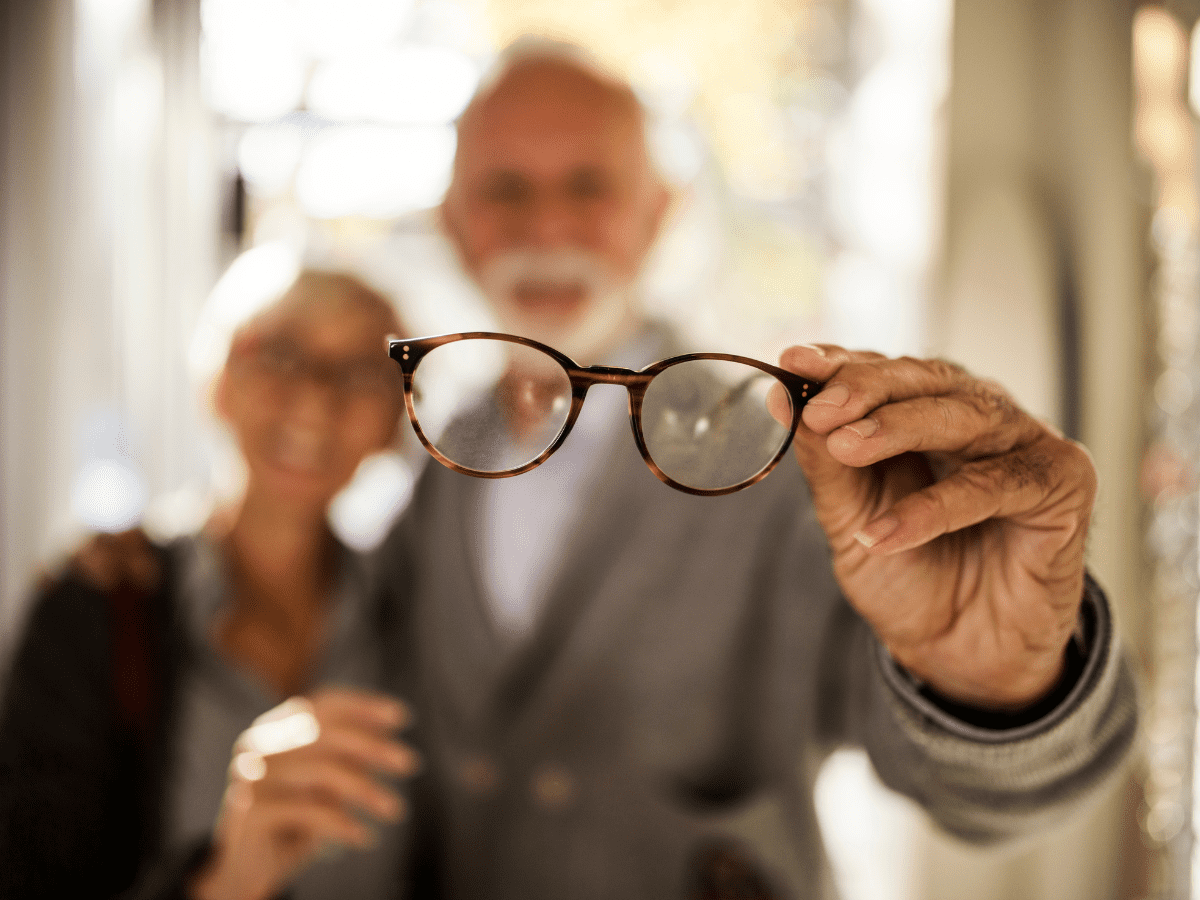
861, 576, 1137, 841
772, 343, 1138, 837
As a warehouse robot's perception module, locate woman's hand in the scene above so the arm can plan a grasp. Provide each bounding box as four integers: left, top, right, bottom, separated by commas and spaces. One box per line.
190, 688, 419, 900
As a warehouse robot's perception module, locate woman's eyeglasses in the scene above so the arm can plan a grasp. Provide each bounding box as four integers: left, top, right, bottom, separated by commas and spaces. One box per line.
236, 335, 398, 403
388, 332, 822, 496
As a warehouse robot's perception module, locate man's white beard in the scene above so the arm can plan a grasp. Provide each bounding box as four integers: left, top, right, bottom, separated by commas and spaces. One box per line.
477, 249, 637, 363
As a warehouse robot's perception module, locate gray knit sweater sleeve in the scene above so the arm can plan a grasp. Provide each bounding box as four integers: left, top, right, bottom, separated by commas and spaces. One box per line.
860, 576, 1138, 843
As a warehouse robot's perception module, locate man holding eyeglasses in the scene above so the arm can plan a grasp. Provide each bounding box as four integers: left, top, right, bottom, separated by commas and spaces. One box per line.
39, 38, 1135, 900
374, 39, 1137, 900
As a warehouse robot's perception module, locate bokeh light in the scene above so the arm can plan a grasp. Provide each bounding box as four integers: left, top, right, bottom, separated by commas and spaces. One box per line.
188, 240, 302, 386
294, 125, 455, 219
307, 46, 478, 124
237, 123, 305, 195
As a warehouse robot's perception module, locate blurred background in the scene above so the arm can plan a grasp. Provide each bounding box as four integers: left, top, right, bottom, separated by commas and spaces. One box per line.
0, 0, 1197, 897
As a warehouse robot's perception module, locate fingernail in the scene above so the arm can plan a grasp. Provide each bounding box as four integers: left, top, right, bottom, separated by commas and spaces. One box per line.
387, 746, 419, 773
380, 701, 409, 728
810, 383, 850, 407
844, 417, 878, 439
854, 515, 899, 548
798, 343, 827, 357
377, 794, 402, 820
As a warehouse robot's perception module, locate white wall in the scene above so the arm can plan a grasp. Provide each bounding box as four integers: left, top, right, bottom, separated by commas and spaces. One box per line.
0, 0, 219, 664
925, 1, 1149, 898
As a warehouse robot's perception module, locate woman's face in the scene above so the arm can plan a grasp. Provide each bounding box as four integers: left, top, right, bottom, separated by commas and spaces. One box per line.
218, 277, 402, 513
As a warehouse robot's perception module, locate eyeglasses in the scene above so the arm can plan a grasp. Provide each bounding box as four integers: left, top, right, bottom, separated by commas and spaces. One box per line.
238, 335, 398, 404
388, 332, 823, 496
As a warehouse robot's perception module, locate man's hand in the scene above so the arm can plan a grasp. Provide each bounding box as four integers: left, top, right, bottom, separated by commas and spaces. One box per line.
776, 344, 1097, 712
191, 688, 419, 900
67, 528, 159, 593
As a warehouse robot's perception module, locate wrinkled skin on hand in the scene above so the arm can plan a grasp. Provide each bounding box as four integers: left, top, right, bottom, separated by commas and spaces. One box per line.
774, 345, 1097, 711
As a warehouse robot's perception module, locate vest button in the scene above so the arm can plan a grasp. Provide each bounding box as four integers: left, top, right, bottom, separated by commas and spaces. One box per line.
530, 762, 575, 811
458, 753, 500, 796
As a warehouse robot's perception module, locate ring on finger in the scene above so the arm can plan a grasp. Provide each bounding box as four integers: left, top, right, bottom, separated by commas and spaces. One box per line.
232, 749, 267, 782
237, 696, 321, 756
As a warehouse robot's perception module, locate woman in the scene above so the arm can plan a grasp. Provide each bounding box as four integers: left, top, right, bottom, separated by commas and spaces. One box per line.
0, 268, 420, 900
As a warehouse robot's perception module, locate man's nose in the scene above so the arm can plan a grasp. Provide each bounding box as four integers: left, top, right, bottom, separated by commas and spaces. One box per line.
522, 193, 580, 248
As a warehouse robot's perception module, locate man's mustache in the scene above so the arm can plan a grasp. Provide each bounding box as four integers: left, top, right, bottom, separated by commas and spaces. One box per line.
480, 249, 620, 299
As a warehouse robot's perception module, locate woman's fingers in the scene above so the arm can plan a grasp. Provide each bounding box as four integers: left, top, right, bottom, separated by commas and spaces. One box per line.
227, 688, 418, 831
256, 796, 380, 851
252, 751, 405, 822
310, 688, 411, 732
312, 725, 419, 777
238, 690, 412, 764
232, 723, 417, 827
69, 528, 159, 592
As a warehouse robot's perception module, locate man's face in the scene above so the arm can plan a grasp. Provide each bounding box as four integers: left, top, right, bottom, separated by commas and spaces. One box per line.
441, 60, 669, 361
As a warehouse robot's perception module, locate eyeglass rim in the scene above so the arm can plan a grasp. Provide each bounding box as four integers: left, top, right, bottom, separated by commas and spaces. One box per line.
387, 331, 821, 496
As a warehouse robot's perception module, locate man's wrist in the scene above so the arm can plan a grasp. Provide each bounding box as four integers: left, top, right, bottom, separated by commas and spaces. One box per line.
917, 632, 1089, 730
889, 581, 1099, 732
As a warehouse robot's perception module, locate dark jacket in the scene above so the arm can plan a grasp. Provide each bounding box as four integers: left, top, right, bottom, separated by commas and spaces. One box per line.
0, 542, 208, 899
0, 540, 428, 900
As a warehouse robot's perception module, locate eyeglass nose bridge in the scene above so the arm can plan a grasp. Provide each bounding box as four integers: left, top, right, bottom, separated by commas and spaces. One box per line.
569, 364, 654, 391
565, 365, 662, 478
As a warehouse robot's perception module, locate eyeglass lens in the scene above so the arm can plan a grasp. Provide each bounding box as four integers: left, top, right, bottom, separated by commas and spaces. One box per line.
411, 339, 573, 473
408, 338, 795, 492
641, 359, 792, 491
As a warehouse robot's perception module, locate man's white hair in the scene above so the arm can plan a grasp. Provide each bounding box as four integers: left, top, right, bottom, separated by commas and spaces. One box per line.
456, 35, 647, 135
479, 35, 619, 91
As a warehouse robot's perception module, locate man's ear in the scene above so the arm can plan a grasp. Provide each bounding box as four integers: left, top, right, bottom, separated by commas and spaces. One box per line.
643, 178, 673, 253
438, 193, 475, 276
437, 197, 456, 244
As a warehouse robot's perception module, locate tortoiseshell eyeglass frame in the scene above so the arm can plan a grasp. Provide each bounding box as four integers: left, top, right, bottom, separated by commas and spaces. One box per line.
388, 332, 824, 497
